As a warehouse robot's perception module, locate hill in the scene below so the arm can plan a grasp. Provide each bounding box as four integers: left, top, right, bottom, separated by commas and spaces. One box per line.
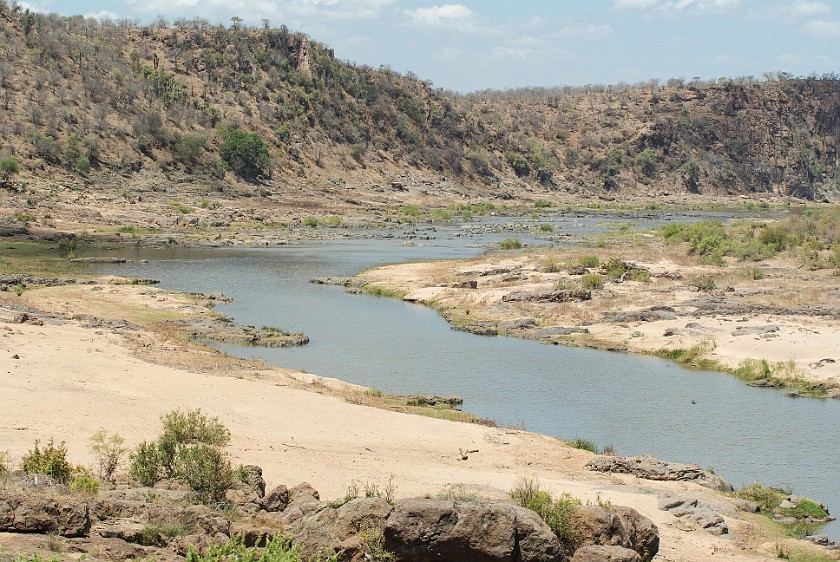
0, 5, 838, 224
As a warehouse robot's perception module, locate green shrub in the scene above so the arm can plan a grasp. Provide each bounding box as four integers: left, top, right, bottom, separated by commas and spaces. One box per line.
129, 441, 160, 486
509, 478, 582, 544
74, 155, 91, 173
566, 438, 597, 453
499, 238, 522, 250
22, 438, 73, 483
160, 409, 231, 448
69, 474, 99, 495
185, 533, 329, 562
777, 498, 829, 520
507, 153, 529, 177
130, 409, 233, 503
579, 255, 599, 268
581, 273, 604, 290
175, 444, 233, 504
690, 276, 716, 291
174, 133, 207, 165
733, 483, 785, 511
539, 223, 554, 232
534, 199, 552, 208
219, 127, 269, 179
321, 215, 342, 227
302, 216, 319, 227
89, 430, 127, 481
0, 154, 20, 183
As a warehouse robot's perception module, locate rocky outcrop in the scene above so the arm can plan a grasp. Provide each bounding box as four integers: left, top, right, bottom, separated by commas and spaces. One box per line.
585, 455, 733, 492
383, 499, 564, 562
502, 290, 592, 303
0, 492, 90, 537
1, 479, 660, 562
656, 493, 728, 536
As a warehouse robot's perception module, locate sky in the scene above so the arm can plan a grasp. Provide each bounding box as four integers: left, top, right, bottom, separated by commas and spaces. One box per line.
17, 0, 840, 92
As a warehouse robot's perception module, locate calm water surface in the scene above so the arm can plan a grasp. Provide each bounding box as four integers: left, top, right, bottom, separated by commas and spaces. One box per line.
90, 213, 840, 538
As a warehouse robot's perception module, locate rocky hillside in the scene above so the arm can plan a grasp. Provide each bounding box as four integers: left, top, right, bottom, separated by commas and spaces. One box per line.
0, 5, 838, 205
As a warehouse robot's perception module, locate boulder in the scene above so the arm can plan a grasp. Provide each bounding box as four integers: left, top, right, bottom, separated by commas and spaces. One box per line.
263, 484, 290, 513
572, 545, 642, 562
239, 465, 266, 498
585, 455, 733, 492
293, 497, 392, 561
0, 492, 90, 537
575, 506, 658, 561
383, 499, 563, 562
281, 483, 324, 526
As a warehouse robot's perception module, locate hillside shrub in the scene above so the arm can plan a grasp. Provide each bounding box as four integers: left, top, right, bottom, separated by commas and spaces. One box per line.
174, 133, 207, 165
0, 155, 20, 183
219, 127, 269, 179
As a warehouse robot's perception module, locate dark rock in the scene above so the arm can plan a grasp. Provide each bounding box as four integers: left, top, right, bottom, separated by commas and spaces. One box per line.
610, 307, 676, 323
383, 498, 563, 562
585, 454, 733, 492
568, 266, 588, 275
239, 465, 266, 498
294, 497, 393, 561
575, 506, 658, 561
572, 545, 642, 562
449, 280, 478, 289
0, 492, 90, 537
502, 290, 592, 303
452, 323, 499, 336
263, 485, 290, 513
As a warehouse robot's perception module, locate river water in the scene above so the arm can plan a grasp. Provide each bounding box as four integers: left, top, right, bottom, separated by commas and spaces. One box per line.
89, 212, 840, 538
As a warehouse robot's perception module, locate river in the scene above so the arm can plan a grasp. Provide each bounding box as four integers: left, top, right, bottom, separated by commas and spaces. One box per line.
88, 211, 840, 539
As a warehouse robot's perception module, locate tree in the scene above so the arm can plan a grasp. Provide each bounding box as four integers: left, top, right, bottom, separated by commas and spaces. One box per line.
0, 154, 20, 184
219, 127, 269, 179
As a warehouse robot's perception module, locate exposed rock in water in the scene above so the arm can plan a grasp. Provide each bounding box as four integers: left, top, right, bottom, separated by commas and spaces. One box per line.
451, 322, 499, 336
585, 454, 733, 492
70, 257, 128, 263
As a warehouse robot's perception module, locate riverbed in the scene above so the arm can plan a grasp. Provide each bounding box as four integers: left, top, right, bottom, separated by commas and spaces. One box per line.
89, 212, 840, 538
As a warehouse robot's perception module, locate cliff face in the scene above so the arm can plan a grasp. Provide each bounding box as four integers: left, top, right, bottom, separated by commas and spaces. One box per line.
0, 6, 837, 202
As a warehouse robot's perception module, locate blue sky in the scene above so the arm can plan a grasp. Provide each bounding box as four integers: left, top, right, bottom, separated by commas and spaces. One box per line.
20, 0, 840, 92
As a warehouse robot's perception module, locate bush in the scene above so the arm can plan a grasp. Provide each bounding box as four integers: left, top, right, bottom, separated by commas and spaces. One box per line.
89, 430, 127, 481
507, 153, 529, 177
69, 474, 99, 495
22, 438, 73, 483
174, 133, 207, 165
509, 478, 582, 544
733, 483, 785, 511
579, 255, 599, 268
130, 409, 233, 504
499, 237, 522, 250
175, 443, 233, 504
219, 127, 269, 179
186, 533, 324, 562
129, 441, 160, 486
0, 154, 20, 183
566, 438, 597, 453
690, 276, 716, 291
581, 273, 604, 290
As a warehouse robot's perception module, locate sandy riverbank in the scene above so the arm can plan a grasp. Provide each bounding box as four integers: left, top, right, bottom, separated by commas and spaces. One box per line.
0, 281, 837, 561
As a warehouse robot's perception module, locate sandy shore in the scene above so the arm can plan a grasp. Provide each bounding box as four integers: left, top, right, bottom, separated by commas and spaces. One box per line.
0, 282, 836, 561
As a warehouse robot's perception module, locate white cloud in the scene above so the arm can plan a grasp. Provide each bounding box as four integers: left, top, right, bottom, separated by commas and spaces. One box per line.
613, 0, 658, 9
405, 4, 473, 25
790, 1, 832, 17
85, 10, 120, 21
122, 0, 393, 22
802, 19, 840, 38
